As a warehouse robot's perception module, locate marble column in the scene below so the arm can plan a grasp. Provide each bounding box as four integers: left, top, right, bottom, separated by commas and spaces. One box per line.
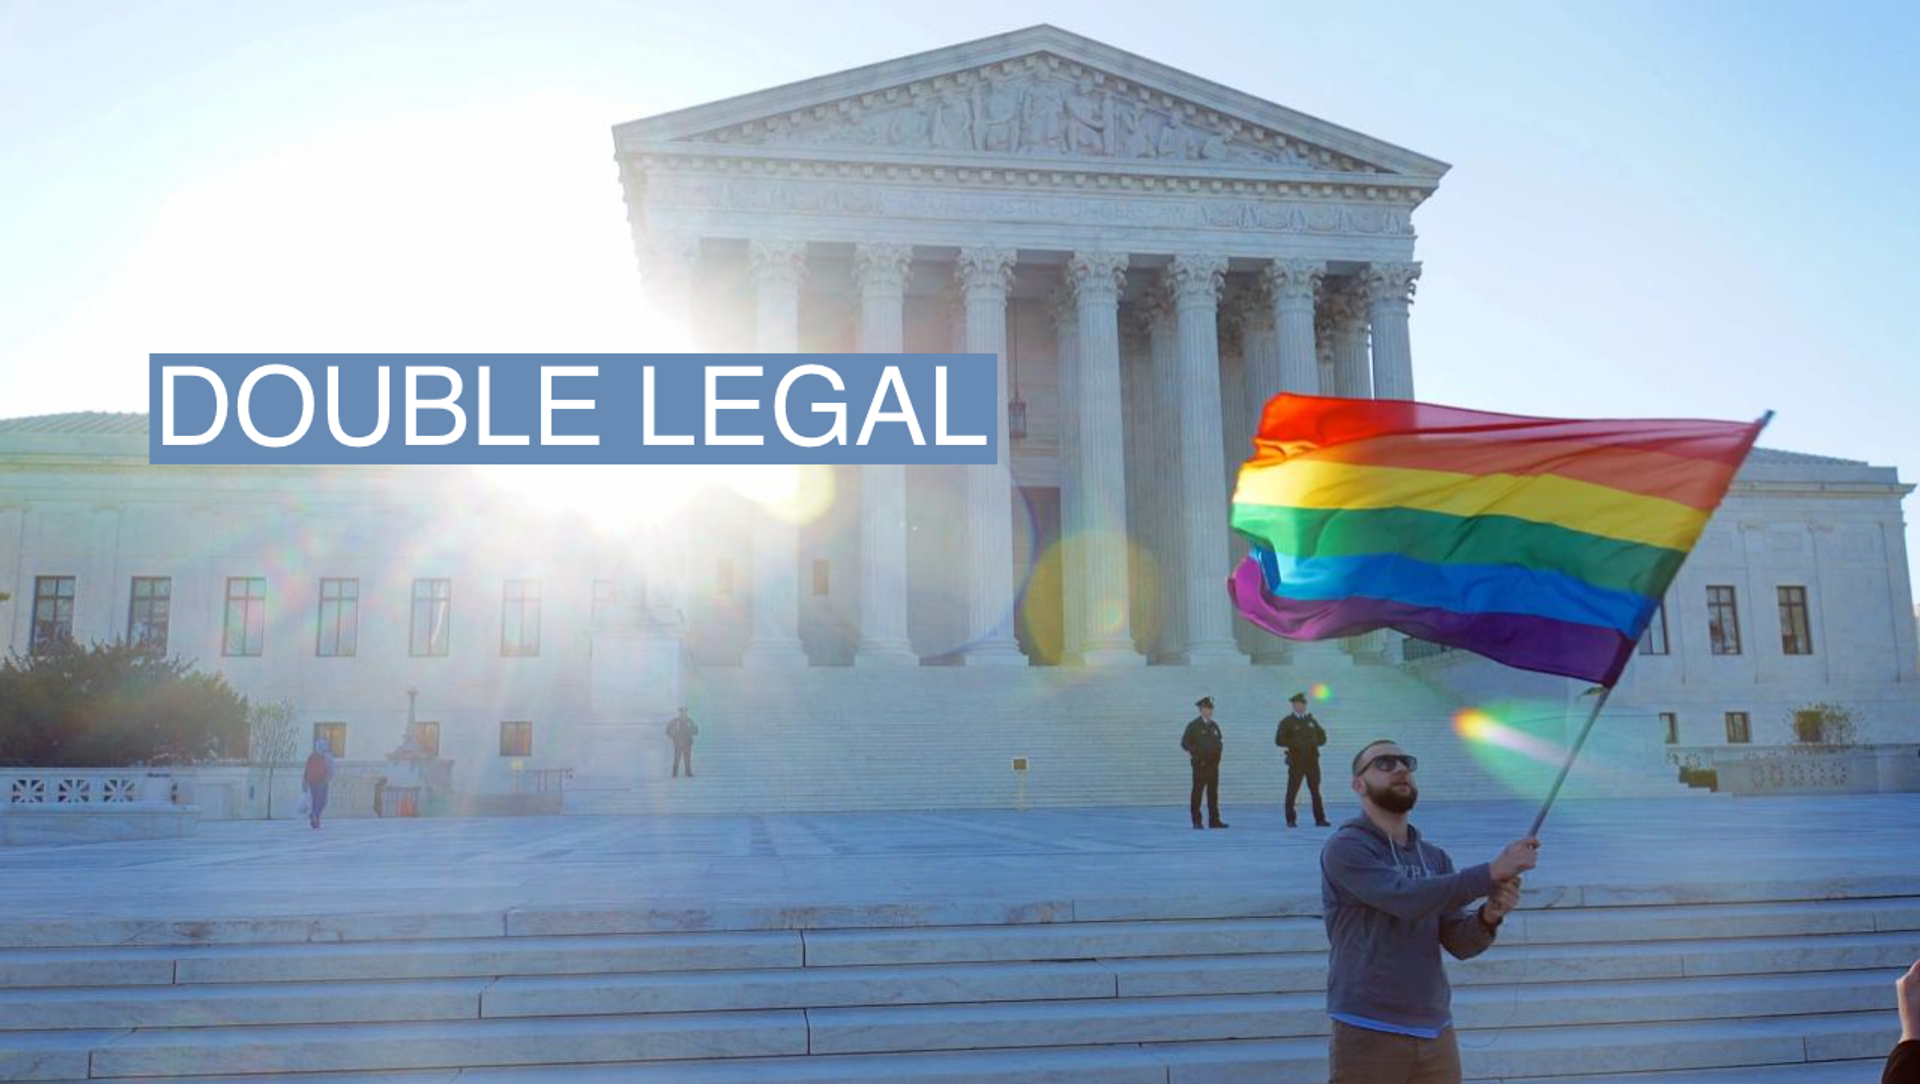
956, 247, 1025, 664
1067, 251, 1142, 666
1265, 258, 1324, 397
1364, 261, 1420, 401
1120, 309, 1156, 657
1050, 289, 1084, 662
1145, 281, 1185, 661
1168, 254, 1246, 664
637, 233, 702, 349
742, 239, 809, 668
1325, 281, 1373, 399
634, 234, 703, 626
853, 243, 918, 666
1237, 284, 1290, 664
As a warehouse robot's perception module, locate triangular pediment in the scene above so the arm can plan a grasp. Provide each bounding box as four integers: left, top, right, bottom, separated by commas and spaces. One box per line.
615, 26, 1448, 181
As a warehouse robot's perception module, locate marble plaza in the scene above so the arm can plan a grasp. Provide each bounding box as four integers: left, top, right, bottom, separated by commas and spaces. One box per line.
0, 796, 1916, 1080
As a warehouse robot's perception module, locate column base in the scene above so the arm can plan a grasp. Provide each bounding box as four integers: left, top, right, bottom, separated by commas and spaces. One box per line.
963, 640, 1028, 666
855, 640, 920, 667
741, 640, 809, 668
1184, 641, 1249, 666
1080, 640, 1145, 667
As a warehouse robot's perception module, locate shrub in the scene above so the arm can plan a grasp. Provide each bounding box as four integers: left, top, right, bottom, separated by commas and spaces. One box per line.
0, 641, 249, 766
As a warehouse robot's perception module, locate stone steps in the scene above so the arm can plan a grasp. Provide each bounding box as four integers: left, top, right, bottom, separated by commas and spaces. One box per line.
8, 1013, 1901, 1082
3, 885, 1911, 1081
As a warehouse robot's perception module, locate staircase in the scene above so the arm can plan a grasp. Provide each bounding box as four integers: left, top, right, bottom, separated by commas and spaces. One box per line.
566, 663, 1688, 816
2, 883, 1909, 1081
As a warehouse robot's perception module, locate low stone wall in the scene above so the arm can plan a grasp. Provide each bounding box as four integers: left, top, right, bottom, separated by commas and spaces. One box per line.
1668, 744, 1920, 795
0, 769, 200, 844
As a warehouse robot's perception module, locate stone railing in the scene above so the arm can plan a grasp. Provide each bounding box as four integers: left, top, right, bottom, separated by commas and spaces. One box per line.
2, 768, 179, 807
1665, 743, 1920, 796
0, 768, 197, 844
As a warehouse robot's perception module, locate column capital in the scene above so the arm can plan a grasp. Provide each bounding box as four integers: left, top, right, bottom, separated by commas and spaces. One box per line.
749, 239, 809, 292
1048, 285, 1077, 336
1167, 254, 1228, 307
1361, 260, 1421, 308
1263, 257, 1325, 306
1068, 251, 1128, 304
956, 246, 1017, 298
1321, 278, 1370, 333
853, 242, 914, 298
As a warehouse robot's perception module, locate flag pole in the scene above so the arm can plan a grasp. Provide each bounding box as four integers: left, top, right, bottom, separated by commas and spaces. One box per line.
1527, 684, 1615, 838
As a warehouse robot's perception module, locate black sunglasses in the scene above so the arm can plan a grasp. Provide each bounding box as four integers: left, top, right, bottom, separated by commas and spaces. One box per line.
1358, 753, 1419, 775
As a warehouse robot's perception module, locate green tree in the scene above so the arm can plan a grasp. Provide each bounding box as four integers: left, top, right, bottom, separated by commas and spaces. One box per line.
0, 641, 248, 766
247, 698, 300, 819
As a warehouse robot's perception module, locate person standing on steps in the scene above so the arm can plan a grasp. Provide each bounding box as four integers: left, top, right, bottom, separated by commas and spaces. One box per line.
666, 707, 698, 779
1180, 697, 1229, 830
1321, 738, 1538, 1084
1276, 691, 1331, 827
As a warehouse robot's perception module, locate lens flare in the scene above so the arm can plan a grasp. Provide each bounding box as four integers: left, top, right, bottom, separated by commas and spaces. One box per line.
1311, 682, 1332, 702
1453, 707, 1565, 766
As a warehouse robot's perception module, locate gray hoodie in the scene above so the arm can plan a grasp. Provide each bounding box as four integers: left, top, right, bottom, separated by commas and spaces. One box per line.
1319, 815, 1498, 1033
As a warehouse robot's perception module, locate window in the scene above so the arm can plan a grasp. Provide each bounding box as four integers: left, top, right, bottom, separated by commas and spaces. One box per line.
1637, 600, 1670, 656
499, 720, 533, 757
715, 559, 735, 597
1778, 586, 1813, 655
812, 559, 830, 597
1659, 712, 1679, 745
313, 722, 346, 757
29, 576, 76, 654
410, 721, 441, 759
223, 577, 266, 657
1706, 586, 1742, 655
316, 578, 359, 657
1724, 711, 1751, 744
502, 580, 541, 657
127, 576, 171, 654
410, 578, 451, 657
592, 579, 620, 617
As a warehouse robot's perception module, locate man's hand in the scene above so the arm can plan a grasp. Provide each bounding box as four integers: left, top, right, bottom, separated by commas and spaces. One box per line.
1490, 837, 1540, 882
1481, 876, 1522, 929
1899, 958, 1920, 1043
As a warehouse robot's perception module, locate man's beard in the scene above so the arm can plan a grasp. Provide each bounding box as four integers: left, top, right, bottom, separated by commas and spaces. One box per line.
1366, 777, 1418, 813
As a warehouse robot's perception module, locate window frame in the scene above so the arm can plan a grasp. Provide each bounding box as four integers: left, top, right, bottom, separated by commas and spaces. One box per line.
501, 579, 541, 658
1724, 711, 1751, 744
316, 577, 360, 658
499, 720, 533, 758
1777, 585, 1814, 656
223, 576, 267, 658
29, 575, 76, 654
1706, 585, 1743, 656
410, 578, 452, 657
313, 722, 347, 757
127, 576, 172, 655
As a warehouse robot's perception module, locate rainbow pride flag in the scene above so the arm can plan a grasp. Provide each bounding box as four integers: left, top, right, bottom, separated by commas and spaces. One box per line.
1228, 395, 1768, 685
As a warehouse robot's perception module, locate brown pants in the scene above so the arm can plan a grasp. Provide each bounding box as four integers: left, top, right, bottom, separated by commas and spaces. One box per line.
1328, 1020, 1461, 1084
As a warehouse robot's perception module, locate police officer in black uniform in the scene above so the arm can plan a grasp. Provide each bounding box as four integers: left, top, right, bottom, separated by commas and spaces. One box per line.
1275, 691, 1331, 827
1181, 697, 1229, 830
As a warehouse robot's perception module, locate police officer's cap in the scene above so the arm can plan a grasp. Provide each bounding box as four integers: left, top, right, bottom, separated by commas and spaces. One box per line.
1195, 696, 1214, 709
1289, 692, 1308, 704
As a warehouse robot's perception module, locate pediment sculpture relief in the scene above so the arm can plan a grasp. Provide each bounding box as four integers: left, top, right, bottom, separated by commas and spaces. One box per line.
691, 64, 1375, 172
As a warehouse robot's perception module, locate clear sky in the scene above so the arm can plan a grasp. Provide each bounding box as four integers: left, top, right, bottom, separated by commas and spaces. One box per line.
3, 1, 1917, 590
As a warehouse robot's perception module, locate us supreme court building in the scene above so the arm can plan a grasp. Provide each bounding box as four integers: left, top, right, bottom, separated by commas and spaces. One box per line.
3, 27, 1914, 811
